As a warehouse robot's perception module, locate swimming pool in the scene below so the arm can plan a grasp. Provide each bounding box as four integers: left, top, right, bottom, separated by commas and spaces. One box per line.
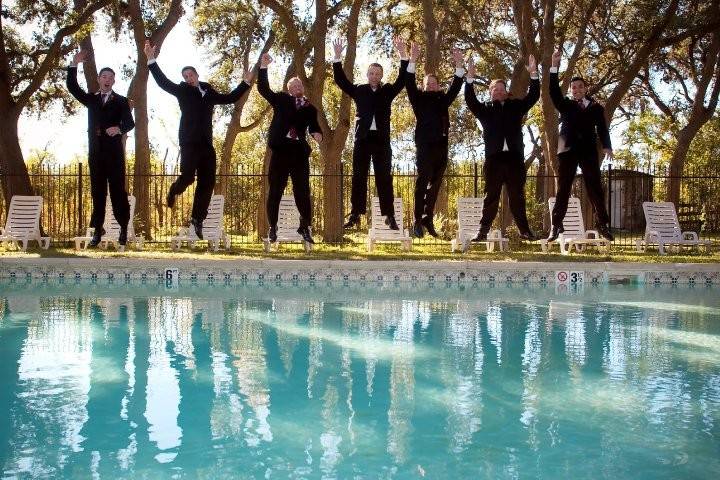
1, 280, 718, 479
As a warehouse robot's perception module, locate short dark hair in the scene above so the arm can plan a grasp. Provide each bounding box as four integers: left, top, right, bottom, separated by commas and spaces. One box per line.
98, 67, 115, 76
181, 66, 198, 75
424, 73, 439, 83
489, 79, 507, 90
570, 76, 586, 86
368, 62, 383, 71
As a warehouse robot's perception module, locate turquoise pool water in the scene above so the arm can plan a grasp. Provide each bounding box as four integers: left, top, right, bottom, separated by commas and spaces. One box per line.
0, 281, 719, 479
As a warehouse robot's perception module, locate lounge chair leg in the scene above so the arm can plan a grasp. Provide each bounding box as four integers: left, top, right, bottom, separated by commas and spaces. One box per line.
263, 240, 270, 253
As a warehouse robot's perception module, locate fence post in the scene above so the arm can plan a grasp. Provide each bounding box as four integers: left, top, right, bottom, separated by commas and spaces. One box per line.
607, 162, 612, 228
78, 163, 83, 234
474, 161, 478, 197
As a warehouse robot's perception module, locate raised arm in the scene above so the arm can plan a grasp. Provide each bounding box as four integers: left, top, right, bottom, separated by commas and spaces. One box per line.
444, 47, 465, 107
387, 36, 409, 99
464, 56, 486, 119
405, 41, 420, 105
144, 40, 181, 96
66, 51, 93, 106
519, 54, 540, 113
332, 38, 357, 97
549, 49, 569, 112
208, 72, 252, 105
257, 53, 278, 105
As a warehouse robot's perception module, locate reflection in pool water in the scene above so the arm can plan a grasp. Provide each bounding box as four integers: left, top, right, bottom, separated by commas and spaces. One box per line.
0, 282, 719, 479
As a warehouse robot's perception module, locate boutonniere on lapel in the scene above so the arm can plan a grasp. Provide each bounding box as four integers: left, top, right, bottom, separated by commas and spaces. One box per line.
294, 96, 310, 109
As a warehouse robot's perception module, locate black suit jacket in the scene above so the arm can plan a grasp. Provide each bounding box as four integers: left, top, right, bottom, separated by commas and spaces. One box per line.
465, 78, 540, 157
406, 70, 463, 142
549, 72, 611, 151
148, 61, 250, 146
67, 66, 135, 148
257, 69, 321, 154
333, 60, 408, 141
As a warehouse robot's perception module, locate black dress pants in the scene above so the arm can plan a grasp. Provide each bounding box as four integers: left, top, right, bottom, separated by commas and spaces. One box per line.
479, 151, 531, 233
551, 146, 610, 228
170, 142, 217, 222
266, 141, 312, 228
350, 131, 395, 217
88, 135, 129, 230
414, 138, 449, 222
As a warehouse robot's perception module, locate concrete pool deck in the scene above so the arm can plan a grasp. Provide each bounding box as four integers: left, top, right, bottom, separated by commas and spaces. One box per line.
1, 257, 719, 285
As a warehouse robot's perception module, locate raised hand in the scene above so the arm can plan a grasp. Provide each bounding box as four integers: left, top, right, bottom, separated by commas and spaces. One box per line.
467, 56, 476, 78
242, 69, 254, 83
410, 41, 421, 62
260, 53, 272, 68
72, 50, 87, 65
526, 54, 537, 74
552, 48, 562, 68
312, 132, 323, 143
144, 40, 157, 61
451, 47, 463, 68
393, 36, 408, 58
604, 148, 613, 161
333, 38, 345, 59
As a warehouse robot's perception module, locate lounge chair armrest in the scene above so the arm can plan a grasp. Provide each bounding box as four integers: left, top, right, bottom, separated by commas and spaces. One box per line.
646, 230, 662, 242
682, 231, 699, 241
585, 230, 599, 239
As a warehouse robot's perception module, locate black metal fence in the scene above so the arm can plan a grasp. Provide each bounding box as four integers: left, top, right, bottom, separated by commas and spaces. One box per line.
1, 161, 719, 247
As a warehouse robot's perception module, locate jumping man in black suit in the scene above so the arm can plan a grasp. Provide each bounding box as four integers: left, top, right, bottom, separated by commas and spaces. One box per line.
406, 42, 465, 238
67, 50, 135, 247
144, 40, 251, 239
332, 37, 409, 230
465, 54, 540, 241
547, 48, 614, 242
258, 53, 323, 244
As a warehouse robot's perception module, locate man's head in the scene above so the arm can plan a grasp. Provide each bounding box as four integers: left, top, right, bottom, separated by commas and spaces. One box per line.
181, 66, 200, 87
423, 74, 439, 92
97, 67, 115, 93
570, 76, 588, 101
489, 79, 508, 102
287, 76, 305, 97
367, 63, 384, 88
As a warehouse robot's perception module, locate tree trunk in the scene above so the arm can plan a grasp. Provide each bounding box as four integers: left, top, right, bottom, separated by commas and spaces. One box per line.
320, 139, 346, 242
130, 65, 152, 238
0, 114, 34, 205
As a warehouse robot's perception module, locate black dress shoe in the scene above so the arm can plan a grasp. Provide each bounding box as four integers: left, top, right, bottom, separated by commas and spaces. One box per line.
519, 230, 538, 241
166, 190, 176, 209
547, 225, 564, 242
385, 215, 399, 230
343, 213, 361, 229
88, 228, 106, 248
412, 221, 425, 238
472, 229, 489, 242
190, 218, 203, 240
118, 226, 128, 246
297, 226, 315, 244
421, 216, 439, 237
268, 225, 277, 243
597, 224, 614, 241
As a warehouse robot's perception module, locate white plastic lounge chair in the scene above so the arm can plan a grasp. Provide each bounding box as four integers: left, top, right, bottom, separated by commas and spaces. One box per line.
0, 195, 50, 251
539, 196, 610, 254
170, 194, 230, 251
263, 195, 313, 253
635, 201, 711, 255
73, 195, 144, 251
367, 197, 412, 252
450, 197, 509, 253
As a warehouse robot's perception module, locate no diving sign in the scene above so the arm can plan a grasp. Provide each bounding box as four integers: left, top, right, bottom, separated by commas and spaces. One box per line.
555, 270, 584, 285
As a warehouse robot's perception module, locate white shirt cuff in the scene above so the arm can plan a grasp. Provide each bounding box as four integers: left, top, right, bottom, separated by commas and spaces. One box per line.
549, 67, 559, 73
333, 56, 341, 63
530, 72, 539, 80
400, 57, 409, 61
455, 67, 466, 77
466, 77, 474, 84
69, 64, 78, 68
147, 59, 157, 66
407, 63, 416, 74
